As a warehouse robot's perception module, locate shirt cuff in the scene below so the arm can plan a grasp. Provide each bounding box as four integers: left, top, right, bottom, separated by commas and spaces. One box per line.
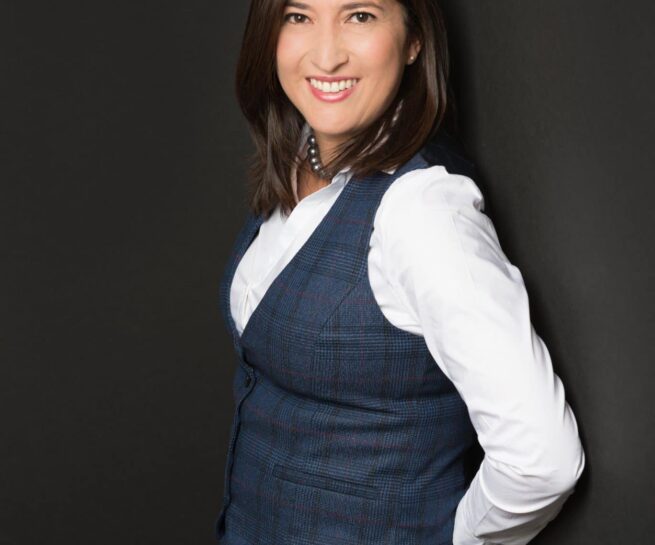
453, 465, 576, 545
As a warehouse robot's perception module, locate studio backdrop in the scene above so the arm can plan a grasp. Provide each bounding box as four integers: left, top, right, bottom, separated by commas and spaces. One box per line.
1, 1, 653, 544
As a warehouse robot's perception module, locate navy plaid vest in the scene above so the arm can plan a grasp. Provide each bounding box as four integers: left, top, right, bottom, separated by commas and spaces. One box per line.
215, 136, 480, 545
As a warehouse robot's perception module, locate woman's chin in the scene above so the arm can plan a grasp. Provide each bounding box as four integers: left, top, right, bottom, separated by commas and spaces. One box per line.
305, 120, 361, 139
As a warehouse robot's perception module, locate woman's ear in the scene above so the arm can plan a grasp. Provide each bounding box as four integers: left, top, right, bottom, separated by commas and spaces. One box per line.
407, 39, 422, 64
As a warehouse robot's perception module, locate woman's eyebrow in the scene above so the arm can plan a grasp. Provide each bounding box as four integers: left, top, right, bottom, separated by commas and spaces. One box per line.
284, 1, 385, 12
342, 1, 385, 9
283, 1, 311, 10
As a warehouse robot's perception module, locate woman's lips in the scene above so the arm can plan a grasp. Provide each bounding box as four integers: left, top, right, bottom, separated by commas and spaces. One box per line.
307, 79, 358, 103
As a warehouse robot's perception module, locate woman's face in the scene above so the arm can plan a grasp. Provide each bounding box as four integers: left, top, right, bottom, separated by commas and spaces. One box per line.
276, 0, 420, 160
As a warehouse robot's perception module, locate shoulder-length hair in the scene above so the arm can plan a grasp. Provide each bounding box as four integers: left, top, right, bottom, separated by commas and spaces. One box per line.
235, 0, 453, 218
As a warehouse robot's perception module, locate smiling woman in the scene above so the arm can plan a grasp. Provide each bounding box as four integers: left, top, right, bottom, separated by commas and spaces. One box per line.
214, 1, 586, 544
235, 0, 450, 216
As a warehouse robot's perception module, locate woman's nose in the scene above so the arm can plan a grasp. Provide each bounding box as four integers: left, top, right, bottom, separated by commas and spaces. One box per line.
310, 26, 349, 73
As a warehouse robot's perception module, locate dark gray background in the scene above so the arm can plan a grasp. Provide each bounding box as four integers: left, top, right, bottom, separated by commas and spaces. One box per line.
1, 1, 653, 544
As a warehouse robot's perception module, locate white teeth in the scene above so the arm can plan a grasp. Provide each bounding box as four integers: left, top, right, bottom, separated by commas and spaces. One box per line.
309, 78, 358, 93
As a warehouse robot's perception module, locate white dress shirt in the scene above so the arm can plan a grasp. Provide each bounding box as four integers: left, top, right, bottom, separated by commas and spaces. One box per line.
229, 127, 585, 545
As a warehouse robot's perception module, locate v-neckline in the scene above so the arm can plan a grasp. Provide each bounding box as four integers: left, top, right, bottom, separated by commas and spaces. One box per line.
225, 173, 368, 351
221, 146, 427, 360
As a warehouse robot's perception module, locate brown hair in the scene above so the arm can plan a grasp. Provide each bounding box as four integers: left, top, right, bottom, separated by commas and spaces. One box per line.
235, 0, 453, 218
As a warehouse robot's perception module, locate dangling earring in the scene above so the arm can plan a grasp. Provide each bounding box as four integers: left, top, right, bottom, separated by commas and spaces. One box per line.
306, 130, 331, 180
408, 55, 415, 64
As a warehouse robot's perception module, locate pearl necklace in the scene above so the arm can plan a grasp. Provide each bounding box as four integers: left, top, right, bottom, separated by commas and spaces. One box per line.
306, 130, 331, 180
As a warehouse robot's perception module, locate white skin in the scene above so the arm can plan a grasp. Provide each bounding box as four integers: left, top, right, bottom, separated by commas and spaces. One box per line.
276, 0, 421, 199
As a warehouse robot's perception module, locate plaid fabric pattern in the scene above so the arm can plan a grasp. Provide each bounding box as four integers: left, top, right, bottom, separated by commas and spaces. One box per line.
214, 146, 478, 545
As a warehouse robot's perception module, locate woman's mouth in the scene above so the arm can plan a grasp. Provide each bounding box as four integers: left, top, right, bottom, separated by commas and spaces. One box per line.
307, 78, 360, 103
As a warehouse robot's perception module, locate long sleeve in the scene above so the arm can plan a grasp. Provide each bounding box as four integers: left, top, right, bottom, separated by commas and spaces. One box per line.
372, 166, 586, 545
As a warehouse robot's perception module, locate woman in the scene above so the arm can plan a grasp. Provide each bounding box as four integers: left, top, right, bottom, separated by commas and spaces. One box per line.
215, 1, 585, 544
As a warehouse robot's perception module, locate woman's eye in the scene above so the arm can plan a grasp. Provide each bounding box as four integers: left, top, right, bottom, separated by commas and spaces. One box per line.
283, 12, 309, 24
349, 11, 376, 23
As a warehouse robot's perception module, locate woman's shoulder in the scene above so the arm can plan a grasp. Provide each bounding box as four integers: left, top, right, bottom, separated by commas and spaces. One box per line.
372, 145, 516, 306
373, 136, 502, 275
377, 163, 486, 226
378, 129, 484, 218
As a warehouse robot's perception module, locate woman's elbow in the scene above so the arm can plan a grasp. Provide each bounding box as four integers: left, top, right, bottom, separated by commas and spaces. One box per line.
539, 436, 586, 497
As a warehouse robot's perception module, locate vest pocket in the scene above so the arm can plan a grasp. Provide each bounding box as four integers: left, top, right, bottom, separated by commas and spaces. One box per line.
272, 463, 379, 501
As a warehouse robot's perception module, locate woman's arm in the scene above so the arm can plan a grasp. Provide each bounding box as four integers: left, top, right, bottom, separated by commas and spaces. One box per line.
372, 166, 585, 545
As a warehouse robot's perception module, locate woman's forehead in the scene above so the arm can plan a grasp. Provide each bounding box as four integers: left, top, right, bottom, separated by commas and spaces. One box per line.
282, 0, 392, 10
